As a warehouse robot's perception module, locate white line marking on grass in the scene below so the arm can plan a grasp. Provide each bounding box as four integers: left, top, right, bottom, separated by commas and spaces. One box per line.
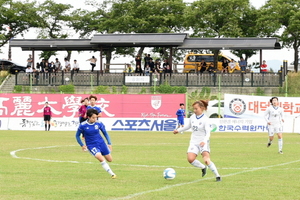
110, 159, 300, 200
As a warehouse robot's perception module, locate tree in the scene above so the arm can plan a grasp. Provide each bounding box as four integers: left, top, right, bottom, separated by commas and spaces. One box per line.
257, 0, 300, 72
0, 0, 40, 51
231, 5, 260, 61
36, 0, 74, 60
184, 0, 252, 67
70, 0, 186, 71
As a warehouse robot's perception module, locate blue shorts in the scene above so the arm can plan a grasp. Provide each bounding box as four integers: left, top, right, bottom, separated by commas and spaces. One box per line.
87, 142, 110, 156
177, 118, 184, 126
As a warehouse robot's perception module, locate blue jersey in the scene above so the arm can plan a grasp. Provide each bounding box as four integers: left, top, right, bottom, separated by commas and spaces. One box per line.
87, 105, 102, 114
75, 120, 111, 147
176, 108, 185, 119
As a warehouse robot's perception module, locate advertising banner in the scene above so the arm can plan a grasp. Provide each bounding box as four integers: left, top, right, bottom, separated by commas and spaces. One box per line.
2, 117, 298, 133
0, 93, 185, 118
224, 94, 300, 119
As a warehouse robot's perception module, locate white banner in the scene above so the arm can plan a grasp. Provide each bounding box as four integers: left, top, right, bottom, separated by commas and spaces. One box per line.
2, 117, 299, 133
224, 94, 300, 119
125, 76, 150, 83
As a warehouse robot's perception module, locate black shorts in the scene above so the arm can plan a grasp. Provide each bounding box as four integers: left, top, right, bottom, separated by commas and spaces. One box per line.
44, 115, 51, 121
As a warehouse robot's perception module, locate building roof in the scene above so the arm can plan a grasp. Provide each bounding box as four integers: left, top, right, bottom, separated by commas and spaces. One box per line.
90, 33, 188, 47
9, 34, 281, 51
9, 39, 99, 51
178, 38, 281, 50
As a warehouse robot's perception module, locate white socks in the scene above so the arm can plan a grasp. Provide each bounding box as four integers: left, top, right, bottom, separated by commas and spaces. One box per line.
208, 161, 220, 177
101, 161, 115, 176
191, 159, 206, 169
278, 138, 283, 150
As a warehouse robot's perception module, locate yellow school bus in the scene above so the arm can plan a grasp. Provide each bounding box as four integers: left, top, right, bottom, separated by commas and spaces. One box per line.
183, 53, 240, 73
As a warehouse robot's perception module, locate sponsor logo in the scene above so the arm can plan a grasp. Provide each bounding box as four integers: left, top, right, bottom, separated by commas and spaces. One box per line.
151, 96, 162, 110
229, 98, 246, 115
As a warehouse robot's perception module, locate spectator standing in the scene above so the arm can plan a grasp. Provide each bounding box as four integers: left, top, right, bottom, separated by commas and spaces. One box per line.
149, 58, 155, 72
27, 54, 33, 67
198, 59, 207, 74
87, 56, 97, 72
239, 57, 247, 73
135, 54, 142, 67
261, 60, 268, 72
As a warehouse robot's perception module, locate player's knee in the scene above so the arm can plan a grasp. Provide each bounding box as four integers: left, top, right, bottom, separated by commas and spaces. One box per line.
187, 157, 195, 164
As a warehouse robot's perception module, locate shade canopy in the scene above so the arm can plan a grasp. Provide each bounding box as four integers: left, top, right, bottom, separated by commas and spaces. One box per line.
10, 33, 281, 51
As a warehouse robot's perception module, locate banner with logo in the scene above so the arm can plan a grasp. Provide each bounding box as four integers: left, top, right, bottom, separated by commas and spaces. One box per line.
2, 117, 298, 133
0, 94, 185, 118
224, 94, 300, 119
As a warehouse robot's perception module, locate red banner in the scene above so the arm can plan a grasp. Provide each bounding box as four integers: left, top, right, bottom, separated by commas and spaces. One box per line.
0, 94, 185, 118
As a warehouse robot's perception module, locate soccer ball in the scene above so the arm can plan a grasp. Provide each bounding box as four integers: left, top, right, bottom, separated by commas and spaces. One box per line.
163, 168, 176, 180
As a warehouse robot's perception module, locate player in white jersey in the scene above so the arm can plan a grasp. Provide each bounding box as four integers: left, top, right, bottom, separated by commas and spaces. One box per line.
173, 100, 221, 182
264, 97, 284, 154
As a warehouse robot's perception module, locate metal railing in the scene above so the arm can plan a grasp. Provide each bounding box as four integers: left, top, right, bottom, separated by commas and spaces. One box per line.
15, 70, 284, 87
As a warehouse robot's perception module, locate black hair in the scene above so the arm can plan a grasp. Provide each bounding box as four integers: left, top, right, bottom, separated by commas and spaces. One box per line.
180, 103, 184, 106
270, 97, 278, 105
86, 108, 98, 117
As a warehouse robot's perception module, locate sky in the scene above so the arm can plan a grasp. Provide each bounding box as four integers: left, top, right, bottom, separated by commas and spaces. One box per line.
0, 0, 294, 71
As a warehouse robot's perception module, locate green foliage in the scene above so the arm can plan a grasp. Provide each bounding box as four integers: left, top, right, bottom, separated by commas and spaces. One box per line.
284, 72, 300, 96
139, 87, 147, 94
111, 86, 117, 94
255, 87, 265, 96
13, 85, 22, 93
121, 85, 128, 94
94, 85, 110, 94
59, 84, 75, 94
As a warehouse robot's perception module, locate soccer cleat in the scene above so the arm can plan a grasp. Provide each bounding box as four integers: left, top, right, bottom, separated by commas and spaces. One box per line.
111, 175, 117, 179
267, 143, 271, 147
279, 150, 283, 154
201, 166, 207, 177
216, 177, 221, 182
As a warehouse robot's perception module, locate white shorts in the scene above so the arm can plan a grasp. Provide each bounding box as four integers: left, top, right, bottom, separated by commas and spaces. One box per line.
187, 140, 210, 155
268, 125, 283, 136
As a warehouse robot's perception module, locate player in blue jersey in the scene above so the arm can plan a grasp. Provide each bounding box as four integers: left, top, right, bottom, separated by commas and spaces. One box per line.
87, 95, 102, 117
176, 103, 186, 130
75, 108, 116, 179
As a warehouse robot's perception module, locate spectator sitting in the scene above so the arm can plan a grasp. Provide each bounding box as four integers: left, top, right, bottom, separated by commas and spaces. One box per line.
198, 59, 207, 74
207, 64, 216, 74
125, 64, 133, 73
26, 66, 33, 74
135, 65, 143, 74
72, 60, 80, 73
228, 59, 236, 73
222, 59, 229, 73
144, 64, 150, 75
164, 64, 172, 73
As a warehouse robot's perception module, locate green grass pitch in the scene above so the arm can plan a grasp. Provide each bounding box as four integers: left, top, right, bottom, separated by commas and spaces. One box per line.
1, 130, 300, 200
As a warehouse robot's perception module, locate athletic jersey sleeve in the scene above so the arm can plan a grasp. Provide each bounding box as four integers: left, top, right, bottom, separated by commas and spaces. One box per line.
177, 117, 192, 133
264, 107, 270, 123
99, 123, 111, 145
203, 120, 211, 141
75, 128, 84, 147
176, 109, 180, 116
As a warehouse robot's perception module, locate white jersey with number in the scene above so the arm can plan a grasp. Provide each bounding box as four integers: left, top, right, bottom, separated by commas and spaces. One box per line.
264, 106, 284, 126
177, 113, 211, 144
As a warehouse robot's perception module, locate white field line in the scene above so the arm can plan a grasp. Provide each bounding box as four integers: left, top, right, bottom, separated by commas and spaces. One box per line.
10, 145, 300, 171
9, 145, 300, 199
110, 159, 300, 200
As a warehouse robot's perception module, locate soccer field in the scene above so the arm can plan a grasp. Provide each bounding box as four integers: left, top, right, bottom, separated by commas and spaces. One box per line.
1, 130, 300, 200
